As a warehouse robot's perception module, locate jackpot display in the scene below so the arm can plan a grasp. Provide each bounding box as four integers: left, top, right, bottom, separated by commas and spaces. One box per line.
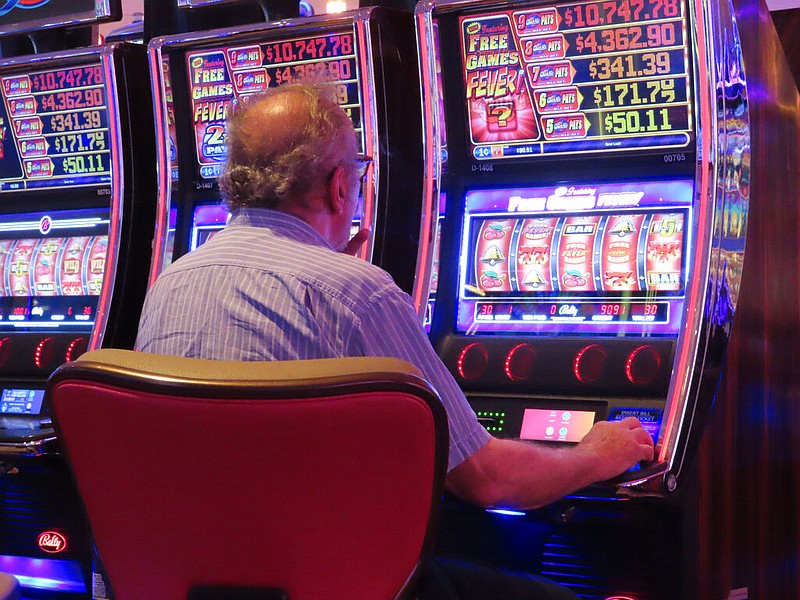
459, 0, 693, 160
0, 43, 156, 404
0, 60, 111, 190
186, 29, 364, 180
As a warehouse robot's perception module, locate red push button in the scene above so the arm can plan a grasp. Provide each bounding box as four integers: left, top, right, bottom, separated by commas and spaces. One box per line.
457, 342, 489, 381
505, 343, 536, 381
574, 344, 607, 383
626, 345, 661, 385
65, 337, 89, 363
34, 337, 55, 369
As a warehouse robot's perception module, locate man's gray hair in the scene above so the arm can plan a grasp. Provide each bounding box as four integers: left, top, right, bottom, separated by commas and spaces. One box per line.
218, 83, 355, 211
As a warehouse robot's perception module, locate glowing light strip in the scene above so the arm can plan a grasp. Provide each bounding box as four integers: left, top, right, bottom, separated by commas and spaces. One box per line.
657, 0, 713, 469
12, 322, 96, 328
0, 554, 86, 593
146, 47, 172, 287
0, 218, 107, 232
486, 508, 526, 516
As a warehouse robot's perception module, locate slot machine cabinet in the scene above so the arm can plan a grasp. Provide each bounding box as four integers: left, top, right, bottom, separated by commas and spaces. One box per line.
143, 0, 298, 43
415, 0, 749, 596
0, 44, 157, 596
692, 0, 800, 597
0, 0, 122, 58
147, 6, 423, 294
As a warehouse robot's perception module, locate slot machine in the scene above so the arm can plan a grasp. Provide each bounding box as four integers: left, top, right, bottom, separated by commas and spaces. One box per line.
148, 5, 423, 294
0, 4, 157, 592
0, 0, 120, 47
415, 0, 749, 596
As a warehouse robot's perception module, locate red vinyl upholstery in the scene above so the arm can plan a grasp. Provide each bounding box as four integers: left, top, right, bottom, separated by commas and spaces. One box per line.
46, 349, 449, 600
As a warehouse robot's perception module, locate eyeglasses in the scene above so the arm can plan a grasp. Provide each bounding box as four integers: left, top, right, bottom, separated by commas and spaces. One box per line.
354, 154, 372, 181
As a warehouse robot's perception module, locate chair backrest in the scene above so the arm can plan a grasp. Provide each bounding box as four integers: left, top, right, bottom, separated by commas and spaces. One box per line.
47, 349, 449, 600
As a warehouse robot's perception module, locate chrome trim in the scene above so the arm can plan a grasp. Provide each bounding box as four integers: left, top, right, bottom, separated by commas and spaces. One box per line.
412, 2, 443, 321
658, 0, 750, 484
0, 436, 57, 456
146, 45, 174, 286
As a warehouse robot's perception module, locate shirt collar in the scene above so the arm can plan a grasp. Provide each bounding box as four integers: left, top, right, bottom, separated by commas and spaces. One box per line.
227, 208, 333, 250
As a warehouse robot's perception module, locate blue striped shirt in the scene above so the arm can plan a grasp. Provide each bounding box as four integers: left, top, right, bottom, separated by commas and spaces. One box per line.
136, 208, 490, 470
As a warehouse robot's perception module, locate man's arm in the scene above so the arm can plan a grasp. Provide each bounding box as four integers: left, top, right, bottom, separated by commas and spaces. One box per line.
353, 282, 654, 506
445, 416, 655, 510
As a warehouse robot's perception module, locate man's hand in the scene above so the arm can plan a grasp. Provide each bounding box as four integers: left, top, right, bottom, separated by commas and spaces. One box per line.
340, 228, 370, 256
575, 417, 655, 482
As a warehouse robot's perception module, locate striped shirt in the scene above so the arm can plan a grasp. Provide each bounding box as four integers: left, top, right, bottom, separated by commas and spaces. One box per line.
136, 208, 490, 470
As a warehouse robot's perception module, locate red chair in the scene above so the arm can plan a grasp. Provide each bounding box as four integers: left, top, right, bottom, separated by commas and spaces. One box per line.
46, 349, 448, 600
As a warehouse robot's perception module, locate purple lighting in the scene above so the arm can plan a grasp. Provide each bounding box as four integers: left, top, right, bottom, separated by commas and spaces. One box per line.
0, 555, 86, 593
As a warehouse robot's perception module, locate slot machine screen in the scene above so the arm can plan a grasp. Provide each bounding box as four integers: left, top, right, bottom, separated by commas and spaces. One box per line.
185, 28, 366, 181
457, 178, 692, 337
519, 407, 596, 442
0, 207, 110, 334
0, 388, 45, 416
457, 0, 694, 161
0, 0, 121, 36
190, 203, 228, 250
0, 59, 112, 192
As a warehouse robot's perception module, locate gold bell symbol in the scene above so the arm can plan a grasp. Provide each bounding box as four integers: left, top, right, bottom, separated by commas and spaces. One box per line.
480, 245, 505, 266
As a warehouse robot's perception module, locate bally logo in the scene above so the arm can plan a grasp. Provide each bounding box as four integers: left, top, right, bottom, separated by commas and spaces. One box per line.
37, 531, 67, 554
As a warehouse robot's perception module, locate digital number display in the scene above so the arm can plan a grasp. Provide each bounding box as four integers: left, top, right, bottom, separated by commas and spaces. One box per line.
0, 61, 112, 191
186, 29, 364, 180
457, 179, 693, 337
474, 300, 668, 324
458, 0, 693, 160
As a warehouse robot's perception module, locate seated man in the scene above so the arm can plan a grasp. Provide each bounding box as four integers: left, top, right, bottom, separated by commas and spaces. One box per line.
136, 82, 654, 600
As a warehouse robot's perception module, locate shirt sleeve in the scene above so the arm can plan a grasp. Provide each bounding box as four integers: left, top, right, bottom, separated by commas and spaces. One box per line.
351, 282, 491, 471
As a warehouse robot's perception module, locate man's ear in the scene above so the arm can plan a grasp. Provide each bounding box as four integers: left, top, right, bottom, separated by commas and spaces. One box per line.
326, 164, 348, 215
